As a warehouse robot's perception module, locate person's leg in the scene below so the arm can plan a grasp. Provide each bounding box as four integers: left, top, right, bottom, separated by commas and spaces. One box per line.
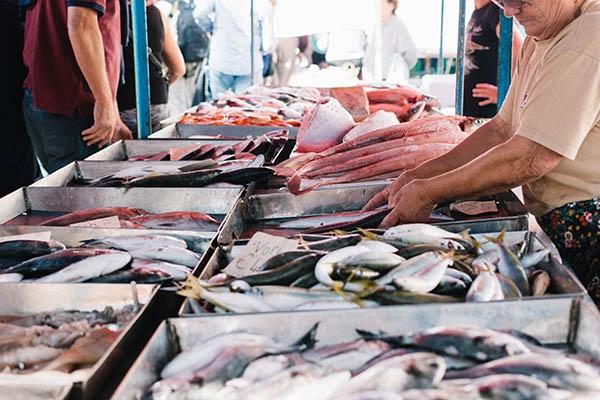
24, 99, 97, 173
538, 198, 600, 305
209, 69, 234, 99
22, 89, 50, 171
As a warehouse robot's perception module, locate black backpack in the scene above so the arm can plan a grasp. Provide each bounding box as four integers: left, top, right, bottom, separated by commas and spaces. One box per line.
177, 0, 209, 63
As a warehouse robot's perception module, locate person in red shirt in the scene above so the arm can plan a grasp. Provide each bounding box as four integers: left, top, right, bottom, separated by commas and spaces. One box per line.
22, 0, 130, 173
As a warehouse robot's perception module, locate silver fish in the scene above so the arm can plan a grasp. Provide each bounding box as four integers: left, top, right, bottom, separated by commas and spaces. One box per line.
446, 373, 550, 400
466, 271, 504, 302
159, 324, 318, 381
377, 252, 452, 294
83, 235, 188, 252
131, 259, 192, 281
314, 245, 371, 291
493, 241, 530, 296
36, 252, 132, 283
129, 246, 200, 267
521, 249, 551, 270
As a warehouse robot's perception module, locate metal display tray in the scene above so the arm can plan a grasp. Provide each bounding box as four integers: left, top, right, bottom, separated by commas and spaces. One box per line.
87, 138, 291, 165
0, 225, 214, 275
218, 183, 529, 243
0, 283, 157, 400
31, 160, 258, 188
112, 297, 600, 400
179, 231, 585, 316
0, 186, 240, 231
174, 123, 298, 139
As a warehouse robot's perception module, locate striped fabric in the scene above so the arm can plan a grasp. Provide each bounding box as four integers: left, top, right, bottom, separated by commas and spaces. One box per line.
195, 0, 265, 78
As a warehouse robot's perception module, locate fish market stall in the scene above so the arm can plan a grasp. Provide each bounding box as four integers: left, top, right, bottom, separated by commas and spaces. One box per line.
218, 184, 529, 243
31, 159, 264, 188
0, 283, 157, 399
0, 186, 236, 231
86, 132, 292, 165
178, 229, 584, 316
113, 297, 600, 399
0, 226, 212, 284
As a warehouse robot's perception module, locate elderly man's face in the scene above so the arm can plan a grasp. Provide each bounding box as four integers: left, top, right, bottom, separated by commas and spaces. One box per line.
505, 0, 577, 39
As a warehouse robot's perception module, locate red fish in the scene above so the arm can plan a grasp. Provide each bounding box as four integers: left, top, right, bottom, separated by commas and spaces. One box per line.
128, 211, 220, 231
40, 207, 148, 226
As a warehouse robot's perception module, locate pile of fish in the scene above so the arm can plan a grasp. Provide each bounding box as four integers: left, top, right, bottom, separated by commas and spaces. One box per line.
128, 131, 289, 162
0, 305, 135, 374
73, 162, 274, 188
34, 207, 221, 231
147, 324, 600, 399
0, 234, 203, 283
366, 85, 441, 122
178, 224, 553, 314
180, 86, 321, 127
277, 115, 475, 194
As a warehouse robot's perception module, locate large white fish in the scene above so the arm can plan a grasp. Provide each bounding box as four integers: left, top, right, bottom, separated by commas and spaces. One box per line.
35, 252, 131, 283
129, 246, 200, 267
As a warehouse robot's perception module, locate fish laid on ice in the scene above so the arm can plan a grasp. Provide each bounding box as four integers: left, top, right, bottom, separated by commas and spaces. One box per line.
36, 252, 132, 283
40, 207, 147, 226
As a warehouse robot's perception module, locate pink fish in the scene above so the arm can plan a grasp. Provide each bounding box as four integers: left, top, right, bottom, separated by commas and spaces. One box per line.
296, 97, 355, 153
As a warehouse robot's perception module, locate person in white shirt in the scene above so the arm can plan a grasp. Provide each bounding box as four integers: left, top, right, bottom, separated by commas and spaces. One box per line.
364, 0, 418, 82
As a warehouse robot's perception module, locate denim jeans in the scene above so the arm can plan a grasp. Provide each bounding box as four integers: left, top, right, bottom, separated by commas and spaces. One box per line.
23, 90, 100, 173
208, 69, 253, 99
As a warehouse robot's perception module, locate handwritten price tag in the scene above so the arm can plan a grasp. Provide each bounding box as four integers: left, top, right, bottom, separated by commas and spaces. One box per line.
223, 232, 298, 278
70, 216, 121, 228
451, 201, 498, 216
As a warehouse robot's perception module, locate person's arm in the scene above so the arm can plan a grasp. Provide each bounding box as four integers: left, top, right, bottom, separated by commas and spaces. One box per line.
67, 6, 116, 146
159, 8, 185, 83
195, 0, 215, 34
364, 116, 512, 210
380, 135, 562, 227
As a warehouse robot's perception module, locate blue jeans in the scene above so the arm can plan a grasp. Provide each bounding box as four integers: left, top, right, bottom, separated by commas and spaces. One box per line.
23, 90, 100, 173
209, 70, 252, 99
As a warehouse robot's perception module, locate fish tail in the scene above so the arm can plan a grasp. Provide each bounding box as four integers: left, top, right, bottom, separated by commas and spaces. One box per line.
294, 322, 319, 350
175, 274, 203, 300
357, 228, 378, 240
484, 228, 507, 245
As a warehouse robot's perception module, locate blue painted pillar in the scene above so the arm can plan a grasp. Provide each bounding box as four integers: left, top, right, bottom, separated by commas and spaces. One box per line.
497, 13, 513, 108
455, 0, 467, 115
438, 0, 445, 74
131, 0, 151, 139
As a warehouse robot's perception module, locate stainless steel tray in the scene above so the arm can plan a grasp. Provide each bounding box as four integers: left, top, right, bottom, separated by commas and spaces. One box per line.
218, 184, 529, 243
87, 138, 290, 165
0, 187, 240, 232
179, 230, 585, 316
175, 124, 298, 139
0, 283, 157, 400
32, 160, 257, 188
112, 297, 600, 400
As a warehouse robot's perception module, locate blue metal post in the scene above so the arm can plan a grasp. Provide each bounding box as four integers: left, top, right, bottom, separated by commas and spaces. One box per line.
438, 0, 445, 74
131, 0, 151, 139
455, 0, 467, 115
497, 13, 513, 108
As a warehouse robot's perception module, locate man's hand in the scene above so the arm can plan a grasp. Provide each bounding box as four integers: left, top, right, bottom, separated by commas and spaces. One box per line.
380, 180, 438, 228
81, 101, 117, 147
114, 117, 134, 142
363, 170, 416, 211
472, 83, 498, 107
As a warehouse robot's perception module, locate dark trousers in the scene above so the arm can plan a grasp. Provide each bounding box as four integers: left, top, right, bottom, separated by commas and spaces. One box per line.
538, 198, 600, 306
23, 90, 100, 174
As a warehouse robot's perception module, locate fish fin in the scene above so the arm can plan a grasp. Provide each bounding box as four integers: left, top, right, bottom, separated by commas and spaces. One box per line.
294, 322, 319, 350
333, 230, 349, 237
484, 229, 507, 245
297, 236, 310, 251
357, 228, 378, 240
176, 274, 203, 300
354, 283, 382, 299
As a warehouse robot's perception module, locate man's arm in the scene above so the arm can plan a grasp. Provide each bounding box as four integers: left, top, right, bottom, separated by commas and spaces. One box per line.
364, 116, 512, 210
381, 135, 562, 226
67, 6, 116, 146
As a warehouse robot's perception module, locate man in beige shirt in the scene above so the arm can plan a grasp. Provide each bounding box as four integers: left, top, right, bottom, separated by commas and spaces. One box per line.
365, 0, 600, 304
